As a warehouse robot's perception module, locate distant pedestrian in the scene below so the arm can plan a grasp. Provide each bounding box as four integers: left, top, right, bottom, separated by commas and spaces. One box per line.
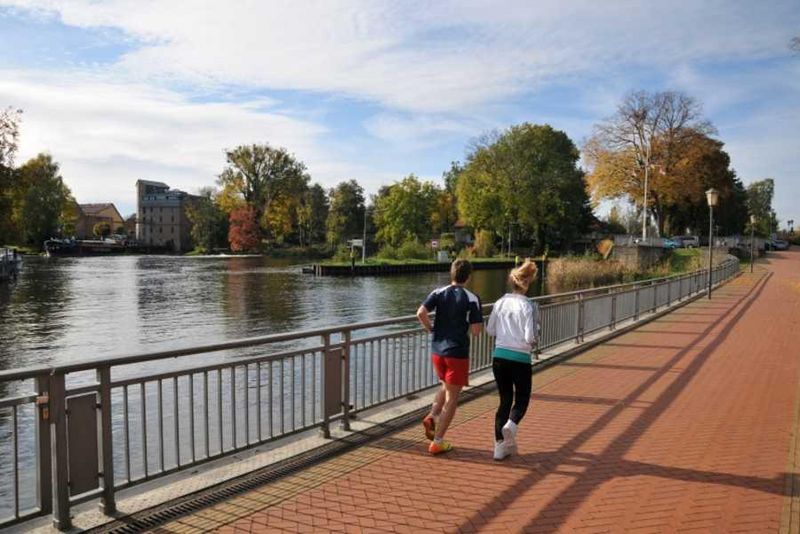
485, 259, 539, 460
416, 259, 483, 455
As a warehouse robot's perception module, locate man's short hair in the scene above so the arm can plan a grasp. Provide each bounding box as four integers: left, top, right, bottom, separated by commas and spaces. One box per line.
450, 259, 473, 284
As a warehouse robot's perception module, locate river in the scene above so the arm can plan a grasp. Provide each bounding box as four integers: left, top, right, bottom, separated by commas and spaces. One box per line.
0, 255, 522, 371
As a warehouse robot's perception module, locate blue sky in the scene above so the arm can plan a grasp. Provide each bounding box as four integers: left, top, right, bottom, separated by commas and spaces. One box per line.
0, 0, 798, 230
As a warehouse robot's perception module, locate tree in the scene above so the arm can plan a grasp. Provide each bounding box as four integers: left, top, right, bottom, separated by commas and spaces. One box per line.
186, 187, 229, 252
0, 107, 22, 244
326, 180, 365, 246
228, 206, 261, 253
217, 144, 309, 239
584, 90, 715, 236
746, 179, 777, 236
373, 175, 440, 247
93, 222, 111, 238
12, 154, 75, 247
605, 205, 627, 235
457, 123, 592, 254
655, 134, 745, 235
297, 183, 328, 246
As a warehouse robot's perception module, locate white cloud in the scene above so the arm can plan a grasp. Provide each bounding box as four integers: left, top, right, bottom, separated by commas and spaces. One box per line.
0, 69, 372, 213
2, 0, 796, 113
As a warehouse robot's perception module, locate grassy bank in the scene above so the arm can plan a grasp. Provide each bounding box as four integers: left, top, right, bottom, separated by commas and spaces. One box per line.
547, 249, 704, 293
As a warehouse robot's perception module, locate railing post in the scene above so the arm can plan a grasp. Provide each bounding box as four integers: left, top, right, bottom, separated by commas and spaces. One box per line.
320, 333, 331, 439
341, 330, 351, 432
667, 279, 672, 306
50, 372, 71, 530
98, 366, 116, 515
652, 281, 657, 312
576, 294, 585, 343
634, 286, 640, 321
36, 374, 52, 516
610, 292, 617, 331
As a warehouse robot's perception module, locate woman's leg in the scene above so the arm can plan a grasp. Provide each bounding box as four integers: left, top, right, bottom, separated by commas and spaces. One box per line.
509, 361, 532, 425
493, 359, 514, 441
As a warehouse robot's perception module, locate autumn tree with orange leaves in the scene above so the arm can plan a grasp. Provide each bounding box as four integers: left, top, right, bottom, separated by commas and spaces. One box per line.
583, 90, 720, 236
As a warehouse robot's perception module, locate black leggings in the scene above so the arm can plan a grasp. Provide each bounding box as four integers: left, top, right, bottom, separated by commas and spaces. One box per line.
492, 358, 532, 441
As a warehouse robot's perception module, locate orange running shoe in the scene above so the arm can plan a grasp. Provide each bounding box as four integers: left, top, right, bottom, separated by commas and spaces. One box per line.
422, 415, 436, 440
428, 440, 453, 455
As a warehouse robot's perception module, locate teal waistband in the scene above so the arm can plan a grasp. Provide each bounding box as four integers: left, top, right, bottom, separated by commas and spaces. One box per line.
493, 347, 531, 363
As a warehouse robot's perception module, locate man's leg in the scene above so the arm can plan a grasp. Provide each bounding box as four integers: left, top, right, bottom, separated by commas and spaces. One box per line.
433, 382, 462, 440
429, 386, 445, 418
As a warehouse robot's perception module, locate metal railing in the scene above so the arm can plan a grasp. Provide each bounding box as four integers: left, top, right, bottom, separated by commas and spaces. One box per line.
0, 257, 741, 529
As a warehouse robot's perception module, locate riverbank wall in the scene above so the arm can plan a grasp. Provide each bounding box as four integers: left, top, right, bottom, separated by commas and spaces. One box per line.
310, 259, 536, 276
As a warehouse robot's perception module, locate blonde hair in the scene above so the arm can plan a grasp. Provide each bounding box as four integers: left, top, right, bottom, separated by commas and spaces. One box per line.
509, 259, 538, 292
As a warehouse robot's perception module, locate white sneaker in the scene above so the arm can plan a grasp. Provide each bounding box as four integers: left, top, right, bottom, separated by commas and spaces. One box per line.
493, 440, 511, 461
502, 420, 518, 449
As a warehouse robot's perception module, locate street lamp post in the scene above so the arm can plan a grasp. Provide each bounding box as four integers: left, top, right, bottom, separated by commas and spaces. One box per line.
749, 214, 756, 274
642, 164, 650, 241
706, 188, 719, 299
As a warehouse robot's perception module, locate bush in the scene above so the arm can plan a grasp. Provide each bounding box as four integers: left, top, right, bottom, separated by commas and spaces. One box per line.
375, 243, 399, 260
397, 238, 429, 260
473, 229, 495, 257
376, 238, 429, 260
332, 244, 354, 262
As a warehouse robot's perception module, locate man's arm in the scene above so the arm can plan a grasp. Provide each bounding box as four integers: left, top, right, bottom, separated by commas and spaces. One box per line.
417, 305, 433, 333
470, 322, 482, 336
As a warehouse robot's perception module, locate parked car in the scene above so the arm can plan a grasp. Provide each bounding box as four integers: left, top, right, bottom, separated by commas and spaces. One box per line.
662, 238, 680, 249
669, 236, 685, 248
771, 239, 790, 251
678, 235, 700, 248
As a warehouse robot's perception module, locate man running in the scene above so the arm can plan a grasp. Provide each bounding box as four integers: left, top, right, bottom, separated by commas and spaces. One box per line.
416, 259, 483, 454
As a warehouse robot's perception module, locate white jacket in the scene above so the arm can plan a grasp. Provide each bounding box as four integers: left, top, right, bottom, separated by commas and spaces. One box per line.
486, 293, 539, 352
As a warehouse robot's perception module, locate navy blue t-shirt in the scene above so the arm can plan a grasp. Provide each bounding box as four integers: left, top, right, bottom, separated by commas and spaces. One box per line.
422, 284, 483, 358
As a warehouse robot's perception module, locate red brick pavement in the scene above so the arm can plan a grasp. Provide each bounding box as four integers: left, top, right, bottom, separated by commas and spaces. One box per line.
173, 251, 800, 533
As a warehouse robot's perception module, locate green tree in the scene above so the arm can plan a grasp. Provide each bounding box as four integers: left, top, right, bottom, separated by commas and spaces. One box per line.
746, 179, 777, 236
297, 183, 328, 246
186, 187, 229, 252
13, 154, 75, 247
457, 123, 592, 254
373, 175, 440, 247
326, 180, 365, 246
217, 144, 309, 239
0, 107, 22, 244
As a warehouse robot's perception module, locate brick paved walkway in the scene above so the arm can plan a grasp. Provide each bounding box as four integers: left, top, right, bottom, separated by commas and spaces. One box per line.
160, 251, 800, 533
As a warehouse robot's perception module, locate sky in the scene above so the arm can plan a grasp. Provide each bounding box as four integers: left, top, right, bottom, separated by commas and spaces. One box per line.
0, 0, 798, 228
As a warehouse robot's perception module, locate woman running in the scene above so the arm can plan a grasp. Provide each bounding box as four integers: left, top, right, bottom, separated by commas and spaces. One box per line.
485, 259, 539, 460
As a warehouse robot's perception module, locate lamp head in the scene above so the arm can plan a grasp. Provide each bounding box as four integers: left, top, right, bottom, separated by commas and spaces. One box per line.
705, 188, 719, 207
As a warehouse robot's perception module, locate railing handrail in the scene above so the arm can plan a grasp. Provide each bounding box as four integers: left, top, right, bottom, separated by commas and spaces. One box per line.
0, 259, 737, 381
